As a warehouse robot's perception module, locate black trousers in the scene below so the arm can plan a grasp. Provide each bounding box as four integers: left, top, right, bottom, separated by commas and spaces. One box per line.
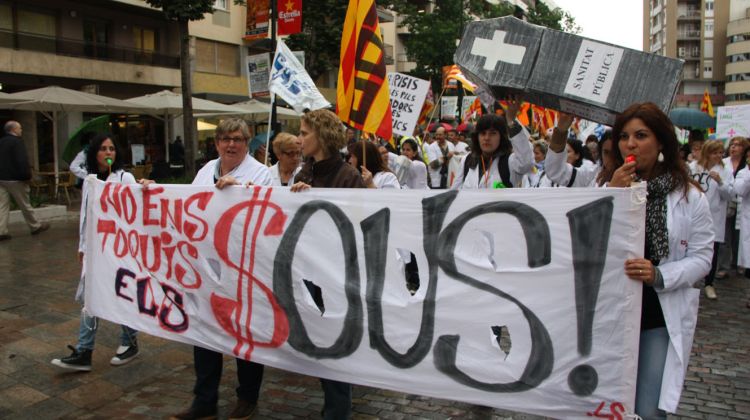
192, 346, 264, 409
705, 242, 721, 287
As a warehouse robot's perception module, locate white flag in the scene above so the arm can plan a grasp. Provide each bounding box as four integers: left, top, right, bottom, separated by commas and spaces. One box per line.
269, 40, 330, 113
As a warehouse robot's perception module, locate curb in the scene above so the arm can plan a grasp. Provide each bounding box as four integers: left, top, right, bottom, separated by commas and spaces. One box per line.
9, 205, 79, 224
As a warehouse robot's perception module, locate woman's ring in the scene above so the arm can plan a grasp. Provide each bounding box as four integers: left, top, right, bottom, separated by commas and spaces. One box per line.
639, 269, 643, 275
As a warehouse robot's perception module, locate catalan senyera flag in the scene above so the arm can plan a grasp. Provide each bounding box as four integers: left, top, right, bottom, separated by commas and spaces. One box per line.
444, 65, 477, 92
337, 0, 392, 139
700, 89, 715, 118
417, 83, 435, 126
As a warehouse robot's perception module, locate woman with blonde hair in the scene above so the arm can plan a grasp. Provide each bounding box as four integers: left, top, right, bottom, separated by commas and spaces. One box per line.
689, 140, 734, 299
270, 132, 302, 186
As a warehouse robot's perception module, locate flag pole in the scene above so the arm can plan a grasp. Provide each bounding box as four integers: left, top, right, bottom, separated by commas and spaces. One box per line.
267, 0, 278, 166
425, 87, 447, 134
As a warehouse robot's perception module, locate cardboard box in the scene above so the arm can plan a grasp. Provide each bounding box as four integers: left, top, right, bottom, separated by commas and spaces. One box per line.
455, 17, 683, 125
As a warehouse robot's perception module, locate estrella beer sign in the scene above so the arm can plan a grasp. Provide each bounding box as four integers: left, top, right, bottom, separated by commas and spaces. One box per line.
278, 0, 302, 36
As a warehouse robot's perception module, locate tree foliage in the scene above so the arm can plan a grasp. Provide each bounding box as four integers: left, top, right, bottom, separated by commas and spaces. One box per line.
284, 0, 351, 82
143, 0, 216, 21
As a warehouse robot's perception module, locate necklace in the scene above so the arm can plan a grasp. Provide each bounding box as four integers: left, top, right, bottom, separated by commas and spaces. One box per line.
480, 155, 493, 188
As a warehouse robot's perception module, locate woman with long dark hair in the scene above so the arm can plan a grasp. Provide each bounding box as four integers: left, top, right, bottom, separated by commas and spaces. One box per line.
451, 101, 532, 189
608, 103, 713, 418
400, 137, 428, 189
51, 134, 140, 372
543, 113, 607, 187
347, 140, 400, 189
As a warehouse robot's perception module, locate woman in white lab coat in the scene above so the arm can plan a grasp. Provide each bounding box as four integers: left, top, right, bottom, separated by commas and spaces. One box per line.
689, 140, 734, 299
609, 102, 713, 419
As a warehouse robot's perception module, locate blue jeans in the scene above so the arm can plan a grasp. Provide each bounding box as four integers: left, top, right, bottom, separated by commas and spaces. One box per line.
635, 327, 669, 420
77, 310, 138, 352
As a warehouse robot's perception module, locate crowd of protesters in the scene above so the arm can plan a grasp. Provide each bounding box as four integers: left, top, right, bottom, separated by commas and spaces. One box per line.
39, 99, 750, 420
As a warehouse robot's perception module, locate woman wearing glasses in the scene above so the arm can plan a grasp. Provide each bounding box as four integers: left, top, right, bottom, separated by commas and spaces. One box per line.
269, 132, 302, 186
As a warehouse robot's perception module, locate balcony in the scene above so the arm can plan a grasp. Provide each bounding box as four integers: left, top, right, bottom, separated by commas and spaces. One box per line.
384, 43, 394, 65
677, 9, 701, 20
0, 29, 180, 69
678, 30, 701, 39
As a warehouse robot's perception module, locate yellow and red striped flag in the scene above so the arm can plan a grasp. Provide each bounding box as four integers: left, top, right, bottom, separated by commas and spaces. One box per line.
700, 89, 715, 118
337, 0, 392, 139
444, 65, 477, 92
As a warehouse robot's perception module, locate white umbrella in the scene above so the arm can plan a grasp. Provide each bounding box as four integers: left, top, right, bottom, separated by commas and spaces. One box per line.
231, 99, 301, 122
1, 86, 156, 189
126, 90, 247, 161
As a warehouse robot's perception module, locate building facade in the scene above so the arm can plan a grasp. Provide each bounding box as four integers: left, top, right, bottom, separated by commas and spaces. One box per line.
726, 0, 750, 104
643, 0, 729, 108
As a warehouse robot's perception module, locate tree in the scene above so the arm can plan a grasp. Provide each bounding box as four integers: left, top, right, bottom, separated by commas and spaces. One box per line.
284, 0, 351, 82
144, 0, 221, 177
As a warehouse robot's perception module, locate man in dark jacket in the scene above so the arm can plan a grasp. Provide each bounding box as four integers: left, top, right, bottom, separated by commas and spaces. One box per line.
0, 120, 49, 240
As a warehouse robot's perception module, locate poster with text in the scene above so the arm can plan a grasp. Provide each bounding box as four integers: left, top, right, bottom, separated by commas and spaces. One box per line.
717, 104, 750, 140
83, 181, 645, 419
247, 53, 270, 98
388, 72, 430, 136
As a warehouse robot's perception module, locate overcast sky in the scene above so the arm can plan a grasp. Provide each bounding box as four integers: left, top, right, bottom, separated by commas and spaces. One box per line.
550, 0, 644, 50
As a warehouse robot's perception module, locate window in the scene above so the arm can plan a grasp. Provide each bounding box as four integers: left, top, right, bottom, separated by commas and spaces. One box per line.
705, 0, 714, 17
17, 9, 56, 52
703, 39, 713, 58
83, 20, 109, 59
195, 38, 239, 76
214, 0, 228, 10
0, 4, 11, 48
703, 61, 713, 78
704, 19, 713, 38
133, 26, 156, 52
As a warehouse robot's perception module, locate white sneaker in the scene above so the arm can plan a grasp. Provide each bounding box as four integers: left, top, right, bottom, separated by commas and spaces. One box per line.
704, 285, 717, 300
110, 344, 139, 366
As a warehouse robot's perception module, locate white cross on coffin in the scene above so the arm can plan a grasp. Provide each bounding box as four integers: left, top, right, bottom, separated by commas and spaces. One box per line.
470, 30, 527, 70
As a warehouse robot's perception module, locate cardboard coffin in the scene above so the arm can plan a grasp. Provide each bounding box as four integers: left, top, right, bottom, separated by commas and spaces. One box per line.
455, 17, 684, 125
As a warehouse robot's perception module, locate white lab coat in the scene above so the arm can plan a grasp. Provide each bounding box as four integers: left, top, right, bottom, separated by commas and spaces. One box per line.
543, 148, 601, 187
76, 170, 137, 302
193, 154, 272, 187
450, 125, 533, 189
688, 161, 733, 242
404, 160, 429, 190
373, 171, 400, 189
268, 163, 301, 186
732, 166, 750, 267
653, 185, 713, 413
426, 141, 455, 188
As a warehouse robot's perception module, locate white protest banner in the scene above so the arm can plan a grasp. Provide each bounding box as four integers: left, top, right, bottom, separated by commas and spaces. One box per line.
83, 181, 645, 419
441, 96, 458, 120
717, 104, 750, 139
247, 53, 270, 98
269, 39, 330, 113
387, 72, 430, 136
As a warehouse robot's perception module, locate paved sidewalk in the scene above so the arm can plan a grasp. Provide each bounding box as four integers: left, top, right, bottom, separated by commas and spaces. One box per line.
0, 219, 748, 419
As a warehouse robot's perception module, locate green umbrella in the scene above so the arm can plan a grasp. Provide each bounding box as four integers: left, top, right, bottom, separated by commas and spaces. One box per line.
62, 115, 111, 163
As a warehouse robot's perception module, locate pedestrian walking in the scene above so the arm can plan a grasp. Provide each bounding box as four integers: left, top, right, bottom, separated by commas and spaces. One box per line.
0, 120, 50, 240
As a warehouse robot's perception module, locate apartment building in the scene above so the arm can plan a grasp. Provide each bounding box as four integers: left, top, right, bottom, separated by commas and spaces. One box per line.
726, 0, 750, 104
643, 0, 729, 108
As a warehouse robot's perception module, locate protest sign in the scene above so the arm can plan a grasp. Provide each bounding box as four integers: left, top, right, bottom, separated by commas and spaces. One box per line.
247, 53, 270, 98
441, 96, 458, 120
387, 72, 430, 136
455, 17, 683, 125
83, 181, 645, 418
717, 104, 750, 139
